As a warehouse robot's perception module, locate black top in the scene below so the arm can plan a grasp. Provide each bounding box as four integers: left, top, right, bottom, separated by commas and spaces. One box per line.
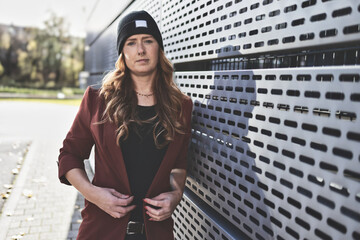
120, 105, 168, 222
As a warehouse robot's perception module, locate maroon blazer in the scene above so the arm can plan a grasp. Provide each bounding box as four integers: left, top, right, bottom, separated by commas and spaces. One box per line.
58, 87, 193, 240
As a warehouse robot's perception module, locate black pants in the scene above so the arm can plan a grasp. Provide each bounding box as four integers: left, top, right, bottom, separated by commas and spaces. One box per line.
124, 234, 147, 240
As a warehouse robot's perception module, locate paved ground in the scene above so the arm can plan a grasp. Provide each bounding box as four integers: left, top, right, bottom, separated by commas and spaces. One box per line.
0, 141, 30, 213
66, 193, 84, 240
66, 162, 93, 240
0, 101, 85, 240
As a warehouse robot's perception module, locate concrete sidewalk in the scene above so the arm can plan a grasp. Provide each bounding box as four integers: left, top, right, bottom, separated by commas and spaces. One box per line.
66, 162, 93, 240
0, 101, 84, 240
0, 140, 81, 240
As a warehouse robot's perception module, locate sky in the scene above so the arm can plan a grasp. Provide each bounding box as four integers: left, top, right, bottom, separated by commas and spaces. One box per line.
0, 0, 98, 37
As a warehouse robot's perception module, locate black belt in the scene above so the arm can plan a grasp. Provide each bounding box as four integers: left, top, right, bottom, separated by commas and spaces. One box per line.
126, 221, 144, 235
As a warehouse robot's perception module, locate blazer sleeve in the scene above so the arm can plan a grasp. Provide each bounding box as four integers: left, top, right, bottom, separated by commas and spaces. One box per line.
173, 97, 193, 170
58, 87, 95, 185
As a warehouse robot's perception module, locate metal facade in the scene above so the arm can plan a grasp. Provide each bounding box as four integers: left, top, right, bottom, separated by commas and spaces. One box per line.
85, 0, 360, 239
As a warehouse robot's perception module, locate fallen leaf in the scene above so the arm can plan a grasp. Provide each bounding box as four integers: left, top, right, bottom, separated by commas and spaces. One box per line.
1, 193, 9, 199
3, 184, 13, 189
11, 236, 22, 240
11, 233, 25, 240
22, 190, 33, 198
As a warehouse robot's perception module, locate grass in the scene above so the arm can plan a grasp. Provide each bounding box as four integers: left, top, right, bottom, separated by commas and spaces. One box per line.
0, 86, 84, 106
0, 98, 82, 106
0, 86, 85, 97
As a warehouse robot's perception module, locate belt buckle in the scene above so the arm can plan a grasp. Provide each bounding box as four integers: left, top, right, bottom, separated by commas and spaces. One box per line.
126, 221, 144, 235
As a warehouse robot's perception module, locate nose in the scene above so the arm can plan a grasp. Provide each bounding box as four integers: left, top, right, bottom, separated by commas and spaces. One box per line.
137, 42, 145, 55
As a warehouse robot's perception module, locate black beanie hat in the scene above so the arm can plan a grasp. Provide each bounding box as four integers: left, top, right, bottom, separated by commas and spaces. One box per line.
116, 10, 164, 56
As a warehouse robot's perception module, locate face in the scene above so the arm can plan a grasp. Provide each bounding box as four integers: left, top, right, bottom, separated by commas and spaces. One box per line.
122, 34, 159, 77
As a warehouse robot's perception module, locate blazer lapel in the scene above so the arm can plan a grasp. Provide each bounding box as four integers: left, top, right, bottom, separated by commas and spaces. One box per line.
145, 138, 178, 197
103, 121, 131, 194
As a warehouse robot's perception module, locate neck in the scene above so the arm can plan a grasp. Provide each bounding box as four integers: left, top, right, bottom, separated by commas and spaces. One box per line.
130, 70, 157, 93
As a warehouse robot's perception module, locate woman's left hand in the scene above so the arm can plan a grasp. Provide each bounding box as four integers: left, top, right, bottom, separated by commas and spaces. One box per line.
143, 190, 182, 221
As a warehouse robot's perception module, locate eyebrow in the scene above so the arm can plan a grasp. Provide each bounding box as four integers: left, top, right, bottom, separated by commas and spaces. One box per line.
126, 36, 154, 41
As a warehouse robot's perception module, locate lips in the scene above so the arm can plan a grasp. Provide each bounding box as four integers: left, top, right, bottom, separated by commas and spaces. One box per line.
136, 59, 149, 63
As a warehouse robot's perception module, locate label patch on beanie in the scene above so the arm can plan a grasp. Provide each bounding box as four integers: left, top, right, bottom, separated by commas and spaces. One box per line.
135, 20, 147, 28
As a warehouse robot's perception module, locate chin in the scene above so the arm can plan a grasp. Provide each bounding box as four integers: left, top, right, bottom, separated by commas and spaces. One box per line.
134, 70, 156, 76
135, 68, 157, 74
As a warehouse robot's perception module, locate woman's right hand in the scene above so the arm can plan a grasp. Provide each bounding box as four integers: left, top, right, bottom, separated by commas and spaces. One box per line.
89, 186, 136, 218
65, 169, 135, 219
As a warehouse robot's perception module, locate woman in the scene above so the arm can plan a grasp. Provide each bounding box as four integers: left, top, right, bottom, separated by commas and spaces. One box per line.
58, 10, 193, 240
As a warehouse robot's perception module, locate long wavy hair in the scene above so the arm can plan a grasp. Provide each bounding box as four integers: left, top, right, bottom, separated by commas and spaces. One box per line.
99, 49, 186, 148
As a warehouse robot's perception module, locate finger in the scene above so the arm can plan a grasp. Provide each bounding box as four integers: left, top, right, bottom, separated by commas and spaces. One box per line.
110, 189, 130, 199
147, 193, 167, 201
115, 204, 136, 214
147, 211, 171, 221
122, 195, 134, 205
115, 196, 134, 206
144, 198, 164, 207
111, 212, 122, 218
145, 205, 166, 216
146, 210, 161, 220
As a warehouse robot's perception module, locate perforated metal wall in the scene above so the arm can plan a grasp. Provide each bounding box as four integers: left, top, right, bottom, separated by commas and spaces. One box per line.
85, 0, 360, 239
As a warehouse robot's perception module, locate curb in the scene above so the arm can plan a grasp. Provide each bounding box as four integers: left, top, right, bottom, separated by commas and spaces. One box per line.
0, 140, 37, 240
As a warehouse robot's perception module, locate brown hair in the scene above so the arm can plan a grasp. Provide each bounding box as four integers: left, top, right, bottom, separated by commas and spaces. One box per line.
99, 49, 186, 148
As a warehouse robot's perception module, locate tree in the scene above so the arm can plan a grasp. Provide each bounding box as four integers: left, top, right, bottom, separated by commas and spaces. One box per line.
39, 12, 70, 87
0, 29, 17, 80
0, 12, 85, 88
17, 49, 31, 82
0, 62, 4, 76
0, 31, 11, 49
0, 32, 9, 78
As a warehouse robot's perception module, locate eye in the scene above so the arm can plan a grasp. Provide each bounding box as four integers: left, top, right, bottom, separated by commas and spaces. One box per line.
144, 39, 154, 44
126, 41, 136, 46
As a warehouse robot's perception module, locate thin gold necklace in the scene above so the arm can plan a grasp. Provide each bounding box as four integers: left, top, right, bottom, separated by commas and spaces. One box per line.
135, 91, 154, 97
